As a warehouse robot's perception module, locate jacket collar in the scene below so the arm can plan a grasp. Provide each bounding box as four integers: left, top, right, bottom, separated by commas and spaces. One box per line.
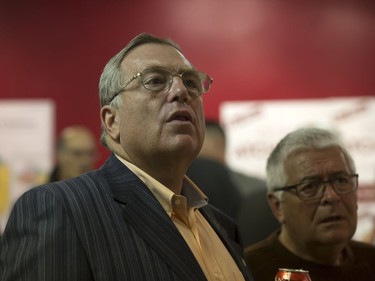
99, 154, 208, 280
99, 154, 251, 281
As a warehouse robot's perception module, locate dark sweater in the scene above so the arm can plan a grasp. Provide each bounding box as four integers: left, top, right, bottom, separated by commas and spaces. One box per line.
245, 230, 375, 281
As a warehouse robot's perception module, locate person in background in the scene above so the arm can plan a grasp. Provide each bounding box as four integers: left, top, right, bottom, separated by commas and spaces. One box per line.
245, 127, 375, 280
1, 33, 253, 281
187, 119, 242, 219
187, 155, 242, 220
187, 119, 279, 247
48, 125, 98, 182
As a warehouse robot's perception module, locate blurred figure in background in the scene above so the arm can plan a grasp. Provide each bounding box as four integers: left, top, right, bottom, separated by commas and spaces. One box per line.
245, 127, 375, 280
187, 119, 242, 219
187, 119, 279, 247
187, 156, 242, 220
48, 125, 98, 182
198, 119, 226, 163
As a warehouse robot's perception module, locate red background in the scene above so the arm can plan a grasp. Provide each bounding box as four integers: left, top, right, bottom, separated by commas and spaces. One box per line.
1, 0, 374, 166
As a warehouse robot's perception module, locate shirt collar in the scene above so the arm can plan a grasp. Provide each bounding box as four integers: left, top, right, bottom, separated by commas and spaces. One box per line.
114, 154, 208, 216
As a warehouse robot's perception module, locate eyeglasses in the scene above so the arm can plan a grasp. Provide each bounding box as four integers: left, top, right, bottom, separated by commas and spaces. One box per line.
273, 173, 358, 201
63, 148, 97, 160
108, 67, 213, 104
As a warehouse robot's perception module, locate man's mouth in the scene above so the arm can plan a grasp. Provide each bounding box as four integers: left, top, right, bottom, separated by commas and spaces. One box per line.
174, 116, 189, 121
168, 110, 192, 122
320, 215, 343, 223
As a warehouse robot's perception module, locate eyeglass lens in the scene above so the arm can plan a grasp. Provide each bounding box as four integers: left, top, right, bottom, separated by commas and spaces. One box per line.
297, 174, 357, 200
141, 68, 211, 95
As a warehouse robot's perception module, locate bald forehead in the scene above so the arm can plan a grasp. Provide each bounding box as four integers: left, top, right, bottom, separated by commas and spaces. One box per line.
62, 127, 93, 139
121, 43, 194, 74
60, 128, 95, 147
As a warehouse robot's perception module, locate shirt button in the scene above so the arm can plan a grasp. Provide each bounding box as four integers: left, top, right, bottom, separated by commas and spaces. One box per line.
175, 199, 181, 205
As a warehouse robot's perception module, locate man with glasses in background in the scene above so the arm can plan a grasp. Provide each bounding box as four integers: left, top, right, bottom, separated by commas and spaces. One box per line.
1, 33, 253, 281
245, 127, 375, 280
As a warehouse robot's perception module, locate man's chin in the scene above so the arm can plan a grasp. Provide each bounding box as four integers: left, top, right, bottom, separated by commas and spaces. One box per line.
319, 232, 351, 245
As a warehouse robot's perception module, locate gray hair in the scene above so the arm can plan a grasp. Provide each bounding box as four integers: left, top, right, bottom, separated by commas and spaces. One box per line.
98, 33, 181, 147
266, 127, 356, 197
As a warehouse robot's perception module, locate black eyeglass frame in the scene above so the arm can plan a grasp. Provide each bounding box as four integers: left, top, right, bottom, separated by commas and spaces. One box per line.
272, 173, 359, 201
108, 67, 213, 104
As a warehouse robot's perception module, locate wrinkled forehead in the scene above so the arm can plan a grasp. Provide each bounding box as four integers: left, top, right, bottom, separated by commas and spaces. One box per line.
285, 146, 351, 176
121, 43, 194, 75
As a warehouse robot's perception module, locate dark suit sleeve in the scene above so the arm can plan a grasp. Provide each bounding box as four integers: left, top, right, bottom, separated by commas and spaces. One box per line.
0, 187, 92, 281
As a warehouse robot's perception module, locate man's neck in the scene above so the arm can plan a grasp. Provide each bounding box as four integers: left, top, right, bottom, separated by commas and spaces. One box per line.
278, 230, 347, 266
115, 152, 188, 194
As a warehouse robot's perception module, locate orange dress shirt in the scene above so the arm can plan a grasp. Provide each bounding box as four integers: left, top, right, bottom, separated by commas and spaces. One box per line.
116, 155, 245, 281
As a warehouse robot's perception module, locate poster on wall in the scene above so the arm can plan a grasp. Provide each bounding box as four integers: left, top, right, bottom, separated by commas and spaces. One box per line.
220, 96, 375, 244
0, 100, 54, 232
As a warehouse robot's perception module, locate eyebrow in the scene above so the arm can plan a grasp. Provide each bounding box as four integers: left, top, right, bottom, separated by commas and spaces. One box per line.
298, 171, 350, 182
296, 176, 321, 183
139, 64, 195, 73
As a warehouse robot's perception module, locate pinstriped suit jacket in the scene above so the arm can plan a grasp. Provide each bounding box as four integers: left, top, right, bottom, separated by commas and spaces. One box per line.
0, 154, 254, 281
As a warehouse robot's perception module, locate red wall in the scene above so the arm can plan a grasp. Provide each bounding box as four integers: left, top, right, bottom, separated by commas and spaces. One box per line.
1, 0, 374, 166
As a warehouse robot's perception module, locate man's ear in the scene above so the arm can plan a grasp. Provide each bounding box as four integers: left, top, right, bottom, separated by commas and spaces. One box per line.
100, 105, 120, 142
268, 192, 285, 224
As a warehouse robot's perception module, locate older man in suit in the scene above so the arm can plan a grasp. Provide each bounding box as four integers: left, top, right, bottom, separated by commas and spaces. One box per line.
0, 33, 253, 281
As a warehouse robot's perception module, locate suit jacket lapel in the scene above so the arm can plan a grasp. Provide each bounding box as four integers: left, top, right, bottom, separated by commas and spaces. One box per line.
103, 154, 207, 281
200, 206, 252, 280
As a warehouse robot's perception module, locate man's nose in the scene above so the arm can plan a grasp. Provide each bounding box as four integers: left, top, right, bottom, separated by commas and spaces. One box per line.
169, 76, 191, 103
321, 182, 340, 203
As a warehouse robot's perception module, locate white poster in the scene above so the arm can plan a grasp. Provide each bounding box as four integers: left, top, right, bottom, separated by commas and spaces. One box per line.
0, 100, 54, 232
220, 96, 375, 243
